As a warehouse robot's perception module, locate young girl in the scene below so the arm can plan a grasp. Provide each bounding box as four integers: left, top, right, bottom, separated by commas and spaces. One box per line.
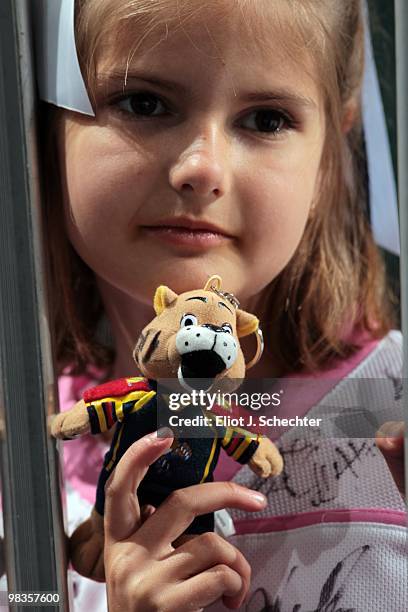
39, 0, 406, 609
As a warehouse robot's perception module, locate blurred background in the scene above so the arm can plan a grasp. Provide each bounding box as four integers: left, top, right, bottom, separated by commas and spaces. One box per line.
368, 0, 400, 321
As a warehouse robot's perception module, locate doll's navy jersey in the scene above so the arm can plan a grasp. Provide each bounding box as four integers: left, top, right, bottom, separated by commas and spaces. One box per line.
83, 376, 260, 532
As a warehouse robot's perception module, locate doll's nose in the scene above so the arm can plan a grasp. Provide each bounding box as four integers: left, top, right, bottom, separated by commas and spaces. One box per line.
169, 128, 228, 200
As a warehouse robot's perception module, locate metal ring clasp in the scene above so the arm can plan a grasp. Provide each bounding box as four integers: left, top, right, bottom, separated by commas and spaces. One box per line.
245, 327, 264, 369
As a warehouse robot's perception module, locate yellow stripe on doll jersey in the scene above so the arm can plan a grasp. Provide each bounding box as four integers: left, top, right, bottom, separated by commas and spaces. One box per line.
95, 403, 108, 433
129, 390, 156, 415
106, 424, 124, 472
95, 390, 156, 422
221, 426, 233, 447
200, 437, 218, 484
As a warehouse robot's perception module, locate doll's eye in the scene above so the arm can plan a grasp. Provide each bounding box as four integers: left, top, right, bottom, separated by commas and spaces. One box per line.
180, 314, 198, 328
222, 323, 233, 334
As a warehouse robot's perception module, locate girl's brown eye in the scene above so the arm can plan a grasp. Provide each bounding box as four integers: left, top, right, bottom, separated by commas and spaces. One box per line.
241, 109, 290, 134
118, 92, 167, 117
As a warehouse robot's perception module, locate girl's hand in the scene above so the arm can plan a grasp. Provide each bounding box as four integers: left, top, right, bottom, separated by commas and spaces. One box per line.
376, 421, 405, 498
104, 431, 267, 612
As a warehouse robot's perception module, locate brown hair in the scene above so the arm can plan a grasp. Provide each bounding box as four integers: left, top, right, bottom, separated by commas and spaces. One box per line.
42, 0, 395, 375
40, 106, 114, 374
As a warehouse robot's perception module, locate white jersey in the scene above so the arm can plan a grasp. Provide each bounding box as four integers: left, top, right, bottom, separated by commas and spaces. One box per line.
208, 330, 407, 611
65, 331, 406, 611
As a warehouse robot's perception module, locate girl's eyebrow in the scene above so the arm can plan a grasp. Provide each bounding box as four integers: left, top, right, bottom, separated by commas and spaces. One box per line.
242, 90, 317, 109
96, 71, 187, 93
96, 70, 317, 109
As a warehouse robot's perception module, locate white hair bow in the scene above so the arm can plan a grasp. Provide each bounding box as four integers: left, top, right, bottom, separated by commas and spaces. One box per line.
34, 0, 94, 115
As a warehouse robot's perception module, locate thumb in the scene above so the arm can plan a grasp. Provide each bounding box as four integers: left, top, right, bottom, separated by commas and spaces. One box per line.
140, 504, 156, 523
104, 429, 173, 543
376, 421, 405, 497
376, 421, 405, 456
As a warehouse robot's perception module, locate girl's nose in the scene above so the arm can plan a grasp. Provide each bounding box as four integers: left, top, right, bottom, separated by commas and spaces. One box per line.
169, 131, 228, 200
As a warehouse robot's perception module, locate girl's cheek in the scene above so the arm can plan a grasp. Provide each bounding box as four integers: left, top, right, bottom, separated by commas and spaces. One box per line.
63, 135, 151, 227
242, 173, 314, 232
243, 137, 322, 205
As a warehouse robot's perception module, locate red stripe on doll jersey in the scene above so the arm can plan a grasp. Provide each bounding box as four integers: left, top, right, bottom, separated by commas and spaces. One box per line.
83, 377, 150, 402
104, 402, 115, 428
224, 436, 242, 455
233, 508, 407, 535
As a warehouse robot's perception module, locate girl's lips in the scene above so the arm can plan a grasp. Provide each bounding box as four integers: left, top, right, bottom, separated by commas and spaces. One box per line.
141, 225, 232, 249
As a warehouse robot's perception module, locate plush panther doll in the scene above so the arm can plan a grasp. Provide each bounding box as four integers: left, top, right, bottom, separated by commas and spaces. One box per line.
51, 275, 283, 581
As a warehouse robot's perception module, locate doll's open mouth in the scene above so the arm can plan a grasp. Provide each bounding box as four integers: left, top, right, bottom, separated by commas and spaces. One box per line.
177, 350, 226, 392
177, 366, 214, 392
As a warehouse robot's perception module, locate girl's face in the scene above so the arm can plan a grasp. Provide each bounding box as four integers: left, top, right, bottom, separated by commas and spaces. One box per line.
59, 8, 325, 307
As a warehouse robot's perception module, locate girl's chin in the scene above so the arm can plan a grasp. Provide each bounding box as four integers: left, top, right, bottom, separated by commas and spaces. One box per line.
95, 246, 249, 302
129, 261, 241, 297
127, 243, 239, 279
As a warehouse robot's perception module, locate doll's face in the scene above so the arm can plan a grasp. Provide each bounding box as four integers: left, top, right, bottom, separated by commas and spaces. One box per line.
132, 284, 258, 390
58, 3, 325, 308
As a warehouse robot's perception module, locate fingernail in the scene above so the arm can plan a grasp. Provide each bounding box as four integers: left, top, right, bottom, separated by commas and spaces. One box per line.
384, 438, 400, 449
377, 421, 404, 439
157, 427, 174, 439
248, 491, 267, 506
147, 428, 173, 442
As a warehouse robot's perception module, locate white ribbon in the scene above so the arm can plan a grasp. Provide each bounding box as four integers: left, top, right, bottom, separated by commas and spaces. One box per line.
34, 0, 94, 115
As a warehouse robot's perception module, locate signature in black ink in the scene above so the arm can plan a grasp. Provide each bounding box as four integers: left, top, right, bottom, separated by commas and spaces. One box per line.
385, 370, 403, 401
246, 545, 370, 612
257, 437, 377, 508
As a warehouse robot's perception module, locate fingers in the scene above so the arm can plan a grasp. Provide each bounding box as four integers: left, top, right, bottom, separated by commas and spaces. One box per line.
162, 532, 251, 609
121, 562, 244, 612
376, 421, 405, 498
376, 421, 405, 455
140, 504, 156, 523
135, 481, 266, 551
380, 452, 405, 497
104, 430, 173, 543
165, 564, 245, 611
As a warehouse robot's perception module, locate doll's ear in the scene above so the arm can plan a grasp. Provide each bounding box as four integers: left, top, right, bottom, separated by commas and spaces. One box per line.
153, 286, 178, 315
204, 274, 222, 291
236, 309, 259, 338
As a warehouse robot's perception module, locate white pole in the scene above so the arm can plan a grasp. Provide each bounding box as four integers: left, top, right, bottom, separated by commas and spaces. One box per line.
0, 0, 68, 604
